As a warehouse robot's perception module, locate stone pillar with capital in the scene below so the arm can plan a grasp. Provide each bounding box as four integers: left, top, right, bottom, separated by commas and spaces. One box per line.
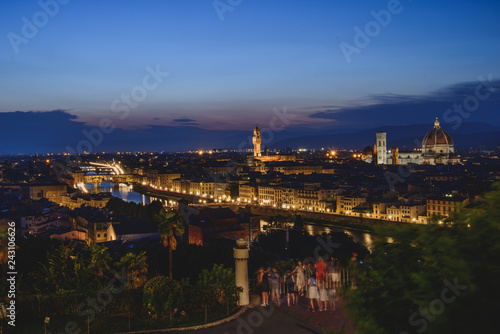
234, 238, 249, 306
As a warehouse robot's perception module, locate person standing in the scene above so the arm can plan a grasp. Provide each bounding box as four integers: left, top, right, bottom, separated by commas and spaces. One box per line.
270, 267, 281, 307
304, 260, 314, 298
292, 261, 305, 296
315, 257, 326, 288
284, 270, 296, 307
319, 283, 328, 311
307, 274, 319, 311
260, 268, 270, 306
326, 256, 335, 288
332, 258, 341, 289
327, 284, 336, 312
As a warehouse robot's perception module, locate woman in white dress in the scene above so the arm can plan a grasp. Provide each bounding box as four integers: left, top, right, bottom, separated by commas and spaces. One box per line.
292, 261, 305, 296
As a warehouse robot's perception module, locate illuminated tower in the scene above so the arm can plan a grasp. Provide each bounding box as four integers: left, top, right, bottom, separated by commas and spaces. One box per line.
376, 132, 387, 165
253, 125, 262, 157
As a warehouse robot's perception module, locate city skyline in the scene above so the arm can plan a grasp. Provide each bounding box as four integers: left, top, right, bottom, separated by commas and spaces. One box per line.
1, 0, 500, 153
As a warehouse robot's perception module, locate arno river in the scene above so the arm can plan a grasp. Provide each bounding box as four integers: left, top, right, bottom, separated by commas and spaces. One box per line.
87, 183, 374, 250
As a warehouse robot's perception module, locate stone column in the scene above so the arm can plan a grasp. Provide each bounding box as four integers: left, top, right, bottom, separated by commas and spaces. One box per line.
234, 238, 249, 306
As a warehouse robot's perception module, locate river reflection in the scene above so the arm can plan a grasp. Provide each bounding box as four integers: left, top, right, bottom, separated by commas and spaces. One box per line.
304, 223, 374, 252
85, 183, 179, 207
83, 183, 374, 251
85, 183, 151, 205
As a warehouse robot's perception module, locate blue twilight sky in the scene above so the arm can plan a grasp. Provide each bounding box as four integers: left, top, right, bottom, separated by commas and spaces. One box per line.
1, 0, 500, 135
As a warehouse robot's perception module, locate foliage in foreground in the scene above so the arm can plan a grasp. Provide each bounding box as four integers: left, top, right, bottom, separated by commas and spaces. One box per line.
143, 276, 183, 320
346, 183, 500, 334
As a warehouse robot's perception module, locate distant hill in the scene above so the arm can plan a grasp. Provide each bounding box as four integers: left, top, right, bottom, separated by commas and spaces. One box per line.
271, 122, 500, 150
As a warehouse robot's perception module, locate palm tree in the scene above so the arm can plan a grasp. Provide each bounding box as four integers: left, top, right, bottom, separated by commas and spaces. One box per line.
156, 209, 185, 278
86, 243, 112, 277
117, 252, 148, 289
44, 244, 77, 292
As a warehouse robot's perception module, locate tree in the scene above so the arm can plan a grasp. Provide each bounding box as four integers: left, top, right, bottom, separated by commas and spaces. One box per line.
143, 276, 183, 322
428, 212, 448, 225
42, 244, 78, 293
116, 251, 149, 289
197, 264, 241, 322
345, 183, 500, 334
156, 209, 185, 278
85, 243, 112, 277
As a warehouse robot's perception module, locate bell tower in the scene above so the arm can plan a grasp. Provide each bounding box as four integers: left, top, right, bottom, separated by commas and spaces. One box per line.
252, 125, 261, 157
376, 132, 387, 165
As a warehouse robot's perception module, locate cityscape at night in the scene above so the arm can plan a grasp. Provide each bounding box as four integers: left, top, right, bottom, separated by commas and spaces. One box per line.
1, 1, 500, 333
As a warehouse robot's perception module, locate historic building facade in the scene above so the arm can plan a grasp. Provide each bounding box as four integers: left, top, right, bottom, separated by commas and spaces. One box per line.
374, 118, 460, 165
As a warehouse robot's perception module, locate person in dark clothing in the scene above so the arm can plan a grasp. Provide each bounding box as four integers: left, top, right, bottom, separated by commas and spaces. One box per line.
284, 270, 297, 306
261, 269, 270, 306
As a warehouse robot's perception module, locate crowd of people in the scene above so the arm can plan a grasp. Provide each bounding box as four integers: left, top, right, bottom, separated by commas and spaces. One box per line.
255, 256, 345, 312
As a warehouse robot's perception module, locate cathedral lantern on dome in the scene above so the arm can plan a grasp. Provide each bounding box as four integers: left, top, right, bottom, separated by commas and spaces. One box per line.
421, 117, 459, 165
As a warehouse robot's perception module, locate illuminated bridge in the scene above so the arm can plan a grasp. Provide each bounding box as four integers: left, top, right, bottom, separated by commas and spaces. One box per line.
75, 162, 134, 192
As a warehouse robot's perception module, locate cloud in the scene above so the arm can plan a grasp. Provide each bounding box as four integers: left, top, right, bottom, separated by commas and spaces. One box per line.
0, 110, 242, 154
309, 80, 500, 128
301, 105, 341, 110
173, 118, 197, 123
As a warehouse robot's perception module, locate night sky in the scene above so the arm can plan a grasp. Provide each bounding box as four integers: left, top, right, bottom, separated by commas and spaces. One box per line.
1, 0, 500, 153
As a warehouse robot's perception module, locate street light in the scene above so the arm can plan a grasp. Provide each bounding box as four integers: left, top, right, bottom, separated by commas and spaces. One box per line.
44, 317, 50, 334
